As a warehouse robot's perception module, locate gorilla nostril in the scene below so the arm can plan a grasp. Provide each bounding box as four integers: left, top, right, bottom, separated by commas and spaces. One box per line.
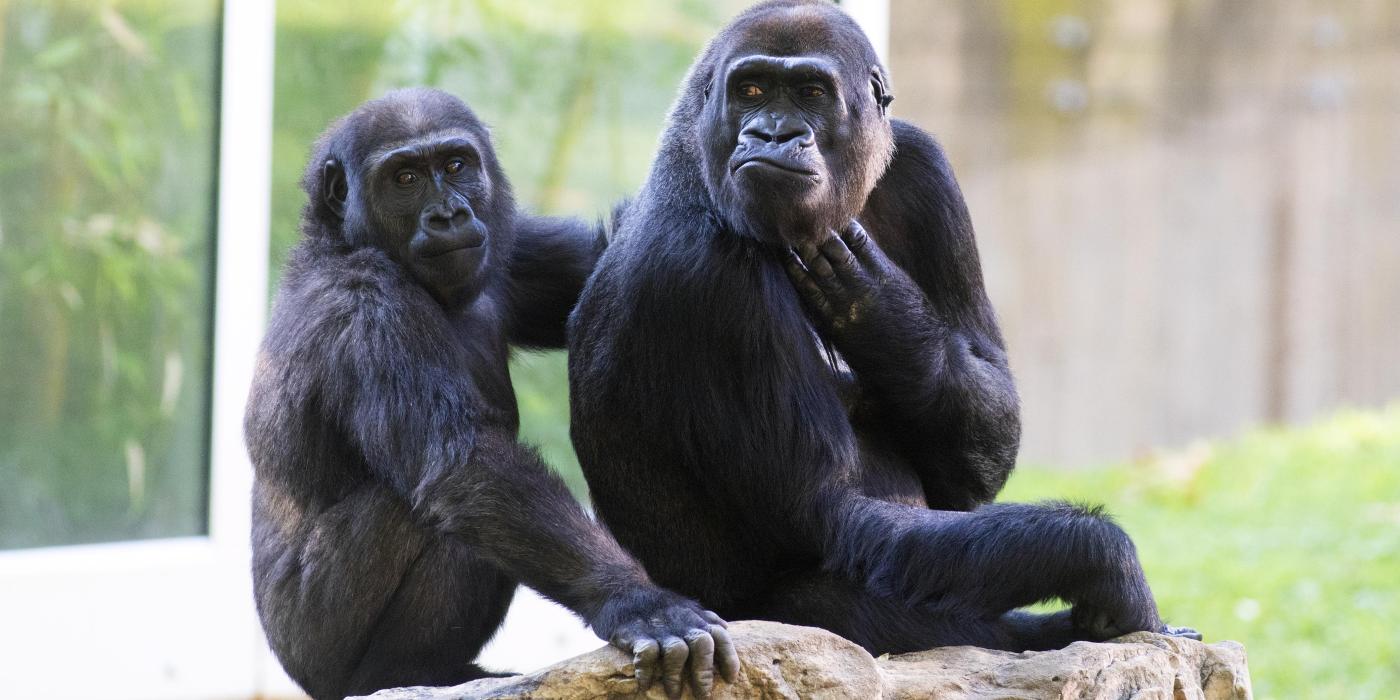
423, 207, 471, 232
742, 130, 773, 144
774, 128, 808, 145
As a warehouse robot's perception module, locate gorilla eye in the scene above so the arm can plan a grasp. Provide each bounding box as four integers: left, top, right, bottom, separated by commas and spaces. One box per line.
738, 83, 764, 98
445, 158, 465, 175
395, 170, 417, 186
800, 85, 826, 99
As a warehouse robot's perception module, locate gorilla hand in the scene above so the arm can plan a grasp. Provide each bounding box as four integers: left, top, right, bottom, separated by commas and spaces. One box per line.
589, 587, 739, 699
783, 220, 916, 335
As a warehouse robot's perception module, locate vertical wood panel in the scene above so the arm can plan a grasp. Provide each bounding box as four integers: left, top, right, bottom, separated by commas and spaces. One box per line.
889, 0, 1400, 464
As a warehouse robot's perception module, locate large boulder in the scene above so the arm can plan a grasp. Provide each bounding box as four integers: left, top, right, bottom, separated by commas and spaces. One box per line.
355, 620, 1251, 700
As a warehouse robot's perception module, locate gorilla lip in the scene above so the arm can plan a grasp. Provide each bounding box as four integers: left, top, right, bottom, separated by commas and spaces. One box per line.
733, 156, 817, 177
417, 233, 486, 258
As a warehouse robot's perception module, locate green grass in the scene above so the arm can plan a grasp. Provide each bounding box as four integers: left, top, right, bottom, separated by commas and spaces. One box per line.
1002, 406, 1400, 699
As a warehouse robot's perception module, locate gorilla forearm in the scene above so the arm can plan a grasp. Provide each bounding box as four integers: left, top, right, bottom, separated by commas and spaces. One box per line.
844, 311, 1019, 506
787, 226, 1018, 506
417, 432, 653, 617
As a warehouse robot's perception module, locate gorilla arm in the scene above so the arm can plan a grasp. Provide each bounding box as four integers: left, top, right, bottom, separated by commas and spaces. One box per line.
784, 122, 1019, 510
317, 260, 736, 698
503, 213, 611, 350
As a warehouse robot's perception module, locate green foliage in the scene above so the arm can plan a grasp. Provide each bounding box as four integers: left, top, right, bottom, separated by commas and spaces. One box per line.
0, 1, 220, 547
1002, 406, 1400, 699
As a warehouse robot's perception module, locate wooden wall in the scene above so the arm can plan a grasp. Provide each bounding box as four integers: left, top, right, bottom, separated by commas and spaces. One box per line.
888, 0, 1400, 464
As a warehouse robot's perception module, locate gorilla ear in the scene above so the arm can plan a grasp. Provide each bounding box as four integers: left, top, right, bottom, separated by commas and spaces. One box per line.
321, 159, 348, 220
870, 70, 894, 114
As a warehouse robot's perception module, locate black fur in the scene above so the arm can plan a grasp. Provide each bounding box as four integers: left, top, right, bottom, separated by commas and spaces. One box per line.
569, 1, 1196, 654
246, 88, 736, 700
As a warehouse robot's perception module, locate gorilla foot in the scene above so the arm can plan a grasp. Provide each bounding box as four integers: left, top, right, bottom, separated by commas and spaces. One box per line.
1163, 625, 1203, 641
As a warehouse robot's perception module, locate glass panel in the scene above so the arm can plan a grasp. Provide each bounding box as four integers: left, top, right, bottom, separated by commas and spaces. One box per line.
0, 1, 221, 548
272, 0, 749, 496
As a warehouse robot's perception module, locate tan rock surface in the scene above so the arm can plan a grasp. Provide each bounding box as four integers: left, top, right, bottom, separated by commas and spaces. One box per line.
355, 620, 1251, 700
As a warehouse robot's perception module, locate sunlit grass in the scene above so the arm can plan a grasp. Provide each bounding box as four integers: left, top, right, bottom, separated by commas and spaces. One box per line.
1003, 406, 1400, 699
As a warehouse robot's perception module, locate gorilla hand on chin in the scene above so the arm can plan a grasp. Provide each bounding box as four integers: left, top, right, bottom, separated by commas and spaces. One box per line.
782, 221, 908, 335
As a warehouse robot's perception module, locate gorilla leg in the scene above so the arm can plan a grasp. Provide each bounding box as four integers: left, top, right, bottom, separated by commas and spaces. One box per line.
744, 571, 1077, 654
342, 541, 516, 697
255, 485, 515, 700
865, 501, 1166, 643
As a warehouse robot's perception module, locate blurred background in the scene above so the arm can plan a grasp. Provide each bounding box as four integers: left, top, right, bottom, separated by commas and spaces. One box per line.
0, 1, 1396, 698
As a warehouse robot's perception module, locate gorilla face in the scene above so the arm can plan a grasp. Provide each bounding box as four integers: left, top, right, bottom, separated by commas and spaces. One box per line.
697, 12, 896, 247
356, 134, 493, 302
314, 89, 514, 306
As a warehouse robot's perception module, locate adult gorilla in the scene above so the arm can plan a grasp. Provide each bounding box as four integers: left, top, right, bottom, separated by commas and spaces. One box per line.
246, 88, 736, 700
569, 1, 1197, 654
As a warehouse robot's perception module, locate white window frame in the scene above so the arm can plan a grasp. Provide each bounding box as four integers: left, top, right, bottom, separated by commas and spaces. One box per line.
0, 1, 282, 697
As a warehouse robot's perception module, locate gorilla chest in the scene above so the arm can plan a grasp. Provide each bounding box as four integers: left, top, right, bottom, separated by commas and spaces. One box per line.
448, 324, 519, 432
807, 327, 861, 414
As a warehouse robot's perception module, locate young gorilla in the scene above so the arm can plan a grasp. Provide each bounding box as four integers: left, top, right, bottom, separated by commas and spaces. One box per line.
569, 1, 1198, 654
245, 89, 737, 700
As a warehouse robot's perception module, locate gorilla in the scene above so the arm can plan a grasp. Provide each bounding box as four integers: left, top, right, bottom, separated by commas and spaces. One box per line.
568, 1, 1198, 654
245, 88, 737, 700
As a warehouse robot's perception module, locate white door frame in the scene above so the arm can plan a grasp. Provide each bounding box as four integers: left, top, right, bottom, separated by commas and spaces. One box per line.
842, 0, 890, 64
0, 1, 282, 697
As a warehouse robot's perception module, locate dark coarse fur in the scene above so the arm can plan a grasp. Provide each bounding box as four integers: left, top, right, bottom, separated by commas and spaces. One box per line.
246, 88, 734, 700
569, 1, 1195, 654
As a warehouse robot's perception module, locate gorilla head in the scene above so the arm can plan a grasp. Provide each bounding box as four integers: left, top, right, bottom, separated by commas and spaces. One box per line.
695, 0, 895, 246
303, 87, 515, 306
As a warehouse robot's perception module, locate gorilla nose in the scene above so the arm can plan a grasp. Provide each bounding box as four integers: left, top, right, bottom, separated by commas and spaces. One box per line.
742, 117, 811, 146
421, 204, 472, 234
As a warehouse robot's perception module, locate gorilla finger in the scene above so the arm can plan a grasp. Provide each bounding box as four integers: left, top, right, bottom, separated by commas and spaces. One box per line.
782, 249, 812, 284
818, 232, 858, 279
785, 252, 831, 310
806, 251, 837, 283
685, 630, 716, 698
841, 220, 877, 264
702, 610, 728, 628
630, 638, 661, 692
711, 624, 740, 683
660, 636, 690, 699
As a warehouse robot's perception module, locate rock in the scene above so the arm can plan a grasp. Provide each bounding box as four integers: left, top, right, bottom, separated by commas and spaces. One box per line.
879, 631, 1252, 700
353, 620, 1251, 700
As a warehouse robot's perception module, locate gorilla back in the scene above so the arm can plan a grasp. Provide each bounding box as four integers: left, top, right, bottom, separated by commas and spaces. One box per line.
569, 1, 1197, 654
246, 89, 736, 700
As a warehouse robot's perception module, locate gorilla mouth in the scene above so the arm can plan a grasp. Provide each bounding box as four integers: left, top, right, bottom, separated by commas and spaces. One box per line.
418, 232, 486, 259
733, 156, 817, 177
